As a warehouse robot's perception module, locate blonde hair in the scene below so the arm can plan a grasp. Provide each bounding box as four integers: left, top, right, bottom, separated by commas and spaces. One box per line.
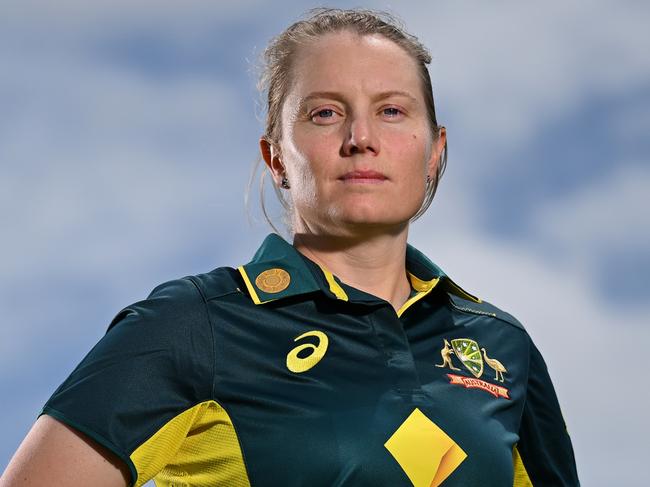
251, 8, 447, 233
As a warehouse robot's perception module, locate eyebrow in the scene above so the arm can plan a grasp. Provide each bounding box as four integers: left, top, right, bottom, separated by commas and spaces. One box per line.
300, 90, 418, 105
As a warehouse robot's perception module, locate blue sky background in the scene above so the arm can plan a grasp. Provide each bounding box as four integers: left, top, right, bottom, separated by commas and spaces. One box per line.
1, 1, 649, 485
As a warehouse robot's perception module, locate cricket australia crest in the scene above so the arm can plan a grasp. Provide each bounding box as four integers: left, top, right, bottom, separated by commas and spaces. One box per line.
450, 338, 483, 378
435, 337, 510, 399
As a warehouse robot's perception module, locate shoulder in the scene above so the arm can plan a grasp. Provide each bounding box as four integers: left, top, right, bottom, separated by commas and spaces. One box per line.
187, 266, 243, 302
108, 267, 241, 331
406, 243, 529, 335
149, 266, 240, 305
107, 277, 204, 334
446, 291, 528, 333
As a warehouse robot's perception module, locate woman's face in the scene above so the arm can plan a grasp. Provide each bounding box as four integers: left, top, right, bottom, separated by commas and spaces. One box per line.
264, 31, 445, 236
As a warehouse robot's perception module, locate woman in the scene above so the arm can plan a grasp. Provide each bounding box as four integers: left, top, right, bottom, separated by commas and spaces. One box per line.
1, 9, 579, 487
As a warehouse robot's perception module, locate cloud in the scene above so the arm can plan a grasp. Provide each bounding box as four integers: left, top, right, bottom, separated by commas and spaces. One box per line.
0, 9, 258, 378
0, 66, 246, 265
534, 164, 650, 249
395, 0, 650, 145
529, 163, 650, 304
1, 0, 266, 32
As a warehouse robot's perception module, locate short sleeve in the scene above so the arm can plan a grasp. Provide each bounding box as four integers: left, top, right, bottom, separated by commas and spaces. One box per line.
41, 277, 214, 486
514, 341, 580, 486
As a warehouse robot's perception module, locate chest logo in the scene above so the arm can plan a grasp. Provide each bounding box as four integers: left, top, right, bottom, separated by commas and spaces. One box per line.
436, 338, 510, 399
384, 408, 467, 487
451, 338, 483, 378
286, 330, 329, 373
255, 268, 290, 293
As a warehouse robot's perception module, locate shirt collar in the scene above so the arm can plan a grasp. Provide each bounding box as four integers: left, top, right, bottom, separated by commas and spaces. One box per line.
405, 242, 481, 303
238, 233, 480, 305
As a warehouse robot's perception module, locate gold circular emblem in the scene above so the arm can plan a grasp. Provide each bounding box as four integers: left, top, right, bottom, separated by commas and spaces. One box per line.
255, 268, 291, 293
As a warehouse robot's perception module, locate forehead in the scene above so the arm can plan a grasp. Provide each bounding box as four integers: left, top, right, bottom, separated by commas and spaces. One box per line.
288, 31, 422, 99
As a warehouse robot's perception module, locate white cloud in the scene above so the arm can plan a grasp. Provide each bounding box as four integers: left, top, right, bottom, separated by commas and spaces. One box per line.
534, 163, 650, 251
529, 162, 650, 301
0, 25, 257, 373
1, 0, 266, 34
391, 0, 650, 149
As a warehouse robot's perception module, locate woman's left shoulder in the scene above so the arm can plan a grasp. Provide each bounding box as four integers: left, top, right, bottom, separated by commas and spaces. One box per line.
446, 291, 528, 334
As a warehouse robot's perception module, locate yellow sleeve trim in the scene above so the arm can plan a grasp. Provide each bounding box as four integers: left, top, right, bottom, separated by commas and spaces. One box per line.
130, 400, 251, 487
513, 444, 533, 487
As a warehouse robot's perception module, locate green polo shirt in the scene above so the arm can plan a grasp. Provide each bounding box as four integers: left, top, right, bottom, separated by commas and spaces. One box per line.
42, 233, 579, 486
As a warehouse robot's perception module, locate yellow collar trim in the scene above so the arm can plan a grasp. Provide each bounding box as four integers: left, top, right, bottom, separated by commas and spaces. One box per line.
318, 265, 349, 301
238, 266, 276, 305
408, 272, 439, 293
445, 278, 482, 304
397, 273, 440, 317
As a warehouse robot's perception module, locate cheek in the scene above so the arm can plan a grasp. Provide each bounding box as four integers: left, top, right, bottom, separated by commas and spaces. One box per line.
291, 136, 336, 183
282, 149, 324, 207
389, 131, 432, 208
384, 130, 431, 170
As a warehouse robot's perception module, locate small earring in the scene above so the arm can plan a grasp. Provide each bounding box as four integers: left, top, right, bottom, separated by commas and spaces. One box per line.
426, 175, 432, 185
281, 176, 290, 189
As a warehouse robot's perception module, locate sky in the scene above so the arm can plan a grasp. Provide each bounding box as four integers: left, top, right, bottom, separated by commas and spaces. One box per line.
1, 0, 649, 485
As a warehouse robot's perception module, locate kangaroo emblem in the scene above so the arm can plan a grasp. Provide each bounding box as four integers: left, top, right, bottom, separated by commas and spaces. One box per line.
435, 339, 460, 370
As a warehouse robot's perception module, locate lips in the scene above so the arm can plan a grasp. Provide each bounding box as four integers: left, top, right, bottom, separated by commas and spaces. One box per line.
340, 170, 388, 182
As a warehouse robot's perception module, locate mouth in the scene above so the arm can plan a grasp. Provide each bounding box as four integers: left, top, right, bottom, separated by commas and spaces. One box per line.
339, 170, 388, 184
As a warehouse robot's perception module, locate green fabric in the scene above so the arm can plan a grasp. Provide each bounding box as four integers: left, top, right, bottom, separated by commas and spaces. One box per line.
43, 234, 579, 486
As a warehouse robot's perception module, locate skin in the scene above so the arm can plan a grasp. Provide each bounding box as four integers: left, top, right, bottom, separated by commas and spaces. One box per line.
0, 415, 130, 486
3, 29, 447, 487
261, 31, 446, 310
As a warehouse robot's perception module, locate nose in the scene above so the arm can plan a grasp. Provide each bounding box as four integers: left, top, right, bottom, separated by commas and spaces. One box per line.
341, 114, 379, 156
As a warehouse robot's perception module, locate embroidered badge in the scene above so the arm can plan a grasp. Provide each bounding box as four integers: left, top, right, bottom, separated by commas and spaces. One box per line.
435, 339, 460, 371
255, 268, 290, 293
446, 374, 510, 399
436, 338, 510, 399
451, 338, 483, 378
481, 347, 507, 382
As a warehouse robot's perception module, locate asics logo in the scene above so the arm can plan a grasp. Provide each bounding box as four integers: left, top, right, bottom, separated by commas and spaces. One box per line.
286, 330, 329, 373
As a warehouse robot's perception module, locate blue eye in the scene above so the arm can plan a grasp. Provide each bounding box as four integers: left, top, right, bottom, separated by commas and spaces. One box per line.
383, 107, 402, 117
315, 109, 334, 118
310, 108, 339, 124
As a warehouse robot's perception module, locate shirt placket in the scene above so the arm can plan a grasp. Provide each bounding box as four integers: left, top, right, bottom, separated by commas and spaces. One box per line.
368, 304, 423, 394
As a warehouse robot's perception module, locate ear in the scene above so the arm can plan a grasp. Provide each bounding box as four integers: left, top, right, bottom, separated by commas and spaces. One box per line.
260, 137, 286, 186
427, 126, 447, 180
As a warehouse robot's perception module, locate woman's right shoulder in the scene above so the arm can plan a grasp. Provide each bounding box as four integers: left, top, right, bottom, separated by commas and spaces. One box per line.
178, 266, 247, 304
149, 266, 243, 302
108, 266, 244, 332
34, 269, 252, 484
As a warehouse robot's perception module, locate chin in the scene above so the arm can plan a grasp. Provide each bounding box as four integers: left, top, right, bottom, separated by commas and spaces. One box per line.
338, 196, 420, 222
333, 207, 415, 229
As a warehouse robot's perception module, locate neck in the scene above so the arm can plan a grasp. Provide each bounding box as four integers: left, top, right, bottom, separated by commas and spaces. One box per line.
292, 226, 412, 312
